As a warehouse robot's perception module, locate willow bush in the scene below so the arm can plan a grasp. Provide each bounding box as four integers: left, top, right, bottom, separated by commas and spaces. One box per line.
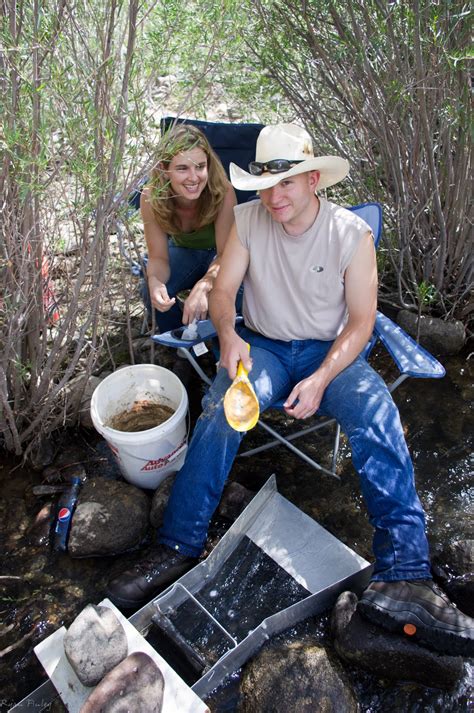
0, 0, 238, 456
246, 1, 473, 326
2, 0, 471, 456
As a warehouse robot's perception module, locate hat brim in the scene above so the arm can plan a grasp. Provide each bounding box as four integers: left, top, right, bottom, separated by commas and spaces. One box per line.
230, 157, 349, 191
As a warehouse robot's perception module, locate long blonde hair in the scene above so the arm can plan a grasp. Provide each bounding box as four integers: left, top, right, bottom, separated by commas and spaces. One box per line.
148, 124, 228, 235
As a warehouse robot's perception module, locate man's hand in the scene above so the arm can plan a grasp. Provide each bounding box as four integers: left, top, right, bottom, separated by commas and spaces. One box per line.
150, 282, 176, 312
218, 331, 252, 380
284, 372, 328, 420
182, 281, 209, 324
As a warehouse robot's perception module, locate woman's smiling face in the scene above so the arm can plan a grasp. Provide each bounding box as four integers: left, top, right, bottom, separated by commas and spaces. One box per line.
166, 147, 209, 202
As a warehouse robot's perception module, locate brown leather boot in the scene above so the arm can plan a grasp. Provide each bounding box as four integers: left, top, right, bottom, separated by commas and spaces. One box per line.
358, 579, 474, 656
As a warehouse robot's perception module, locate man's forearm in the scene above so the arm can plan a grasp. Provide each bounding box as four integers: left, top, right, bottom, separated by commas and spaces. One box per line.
209, 287, 237, 339
316, 316, 375, 388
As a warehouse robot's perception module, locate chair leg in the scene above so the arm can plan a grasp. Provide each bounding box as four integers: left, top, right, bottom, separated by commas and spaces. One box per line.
240, 418, 338, 457
240, 419, 340, 480
331, 423, 341, 474
176, 348, 213, 386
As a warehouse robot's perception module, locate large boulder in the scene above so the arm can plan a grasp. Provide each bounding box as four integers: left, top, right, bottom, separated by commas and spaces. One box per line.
68, 478, 150, 557
331, 591, 464, 689
397, 311, 465, 355
238, 640, 358, 712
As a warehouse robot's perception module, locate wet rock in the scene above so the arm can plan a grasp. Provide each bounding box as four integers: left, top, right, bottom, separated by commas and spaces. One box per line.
397, 311, 466, 355
331, 591, 464, 689
217, 481, 255, 522
0, 575, 22, 602
26, 502, 55, 546
150, 475, 175, 529
29, 437, 57, 469
61, 463, 87, 483
431, 539, 474, 617
64, 604, 128, 686
2, 497, 30, 549
68, 479, 150, 557
238, 641, 358, 712
80, 651, 164, 713
42, 465, 63, 483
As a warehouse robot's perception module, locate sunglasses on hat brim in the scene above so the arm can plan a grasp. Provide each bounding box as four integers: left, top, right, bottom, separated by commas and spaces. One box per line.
248, 159, 304, 176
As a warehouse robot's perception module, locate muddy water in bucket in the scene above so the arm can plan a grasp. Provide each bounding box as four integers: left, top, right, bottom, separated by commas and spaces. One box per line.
90, 365, 189, 489
108, 400, 175, 432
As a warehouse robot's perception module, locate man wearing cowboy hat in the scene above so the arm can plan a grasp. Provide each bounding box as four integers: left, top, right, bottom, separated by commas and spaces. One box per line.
107, 124, 473, 657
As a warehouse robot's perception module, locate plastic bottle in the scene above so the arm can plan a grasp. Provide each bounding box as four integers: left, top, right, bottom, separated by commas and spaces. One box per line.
53, 475, 82, 552
181, 318, 198, 341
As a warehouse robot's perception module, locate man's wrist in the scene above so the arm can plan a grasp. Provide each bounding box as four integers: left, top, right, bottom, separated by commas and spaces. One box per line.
215, 317, 236, 341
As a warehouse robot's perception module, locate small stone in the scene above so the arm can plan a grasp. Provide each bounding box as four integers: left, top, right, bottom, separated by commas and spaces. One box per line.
64, 604, 128, 686
217, 482, 254, 522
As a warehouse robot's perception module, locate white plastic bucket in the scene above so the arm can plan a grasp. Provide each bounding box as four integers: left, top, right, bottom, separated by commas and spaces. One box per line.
90, 365, 189, 489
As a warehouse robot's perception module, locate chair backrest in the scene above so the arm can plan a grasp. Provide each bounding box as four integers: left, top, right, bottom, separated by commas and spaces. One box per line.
348, 202, 383, 248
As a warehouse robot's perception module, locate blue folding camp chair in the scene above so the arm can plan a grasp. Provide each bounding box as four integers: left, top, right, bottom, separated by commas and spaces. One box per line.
152, 200, 446, 479
117, 116, 445, 477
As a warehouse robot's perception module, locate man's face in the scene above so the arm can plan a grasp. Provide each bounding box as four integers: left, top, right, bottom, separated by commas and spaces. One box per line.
258, 171, 320, 231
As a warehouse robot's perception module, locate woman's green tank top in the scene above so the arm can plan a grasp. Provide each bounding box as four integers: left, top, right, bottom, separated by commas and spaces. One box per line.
170, 222, 215, 249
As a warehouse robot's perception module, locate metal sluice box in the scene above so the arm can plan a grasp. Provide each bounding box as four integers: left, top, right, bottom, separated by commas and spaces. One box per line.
10, 475, 371, 711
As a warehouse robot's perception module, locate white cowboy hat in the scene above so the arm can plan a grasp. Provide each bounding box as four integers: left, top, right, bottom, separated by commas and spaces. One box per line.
229, 123, 349, 191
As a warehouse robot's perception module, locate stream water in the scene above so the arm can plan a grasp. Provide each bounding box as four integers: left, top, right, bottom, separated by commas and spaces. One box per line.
0, 346, 472, 711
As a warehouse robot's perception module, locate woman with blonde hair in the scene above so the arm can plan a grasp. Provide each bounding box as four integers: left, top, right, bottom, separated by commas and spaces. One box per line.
140, 123, 236, 332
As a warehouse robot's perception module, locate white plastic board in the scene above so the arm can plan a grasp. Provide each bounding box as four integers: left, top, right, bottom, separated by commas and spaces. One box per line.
34, 598, 209, 713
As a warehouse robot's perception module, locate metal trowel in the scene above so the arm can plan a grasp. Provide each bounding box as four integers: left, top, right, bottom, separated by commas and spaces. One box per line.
223, 344, 260, 432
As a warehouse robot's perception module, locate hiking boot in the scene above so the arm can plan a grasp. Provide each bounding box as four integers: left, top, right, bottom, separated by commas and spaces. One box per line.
358, 579, 474, 657
106, 545, 197, 609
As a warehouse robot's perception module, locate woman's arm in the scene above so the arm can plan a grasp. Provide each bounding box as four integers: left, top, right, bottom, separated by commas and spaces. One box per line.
140, 187, 176, 313
182, 183, 237, 323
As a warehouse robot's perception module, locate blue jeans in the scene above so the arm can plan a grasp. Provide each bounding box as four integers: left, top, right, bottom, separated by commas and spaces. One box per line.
140, 243, 216, 333
160, 328, 432, 581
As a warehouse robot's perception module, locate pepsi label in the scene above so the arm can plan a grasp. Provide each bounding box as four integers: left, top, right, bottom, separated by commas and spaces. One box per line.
57, 507, 72, 523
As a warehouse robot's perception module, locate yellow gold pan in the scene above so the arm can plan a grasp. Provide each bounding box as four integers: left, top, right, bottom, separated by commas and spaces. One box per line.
224, 344, 260, 432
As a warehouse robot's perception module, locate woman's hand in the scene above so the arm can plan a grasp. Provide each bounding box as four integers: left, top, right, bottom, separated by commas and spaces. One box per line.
182, 280, 210, 324
150, 282, 176, 312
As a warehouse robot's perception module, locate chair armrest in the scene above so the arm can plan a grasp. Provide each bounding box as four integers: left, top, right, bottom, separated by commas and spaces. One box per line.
151, 316, 243, 349
371, 311, 445, 379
